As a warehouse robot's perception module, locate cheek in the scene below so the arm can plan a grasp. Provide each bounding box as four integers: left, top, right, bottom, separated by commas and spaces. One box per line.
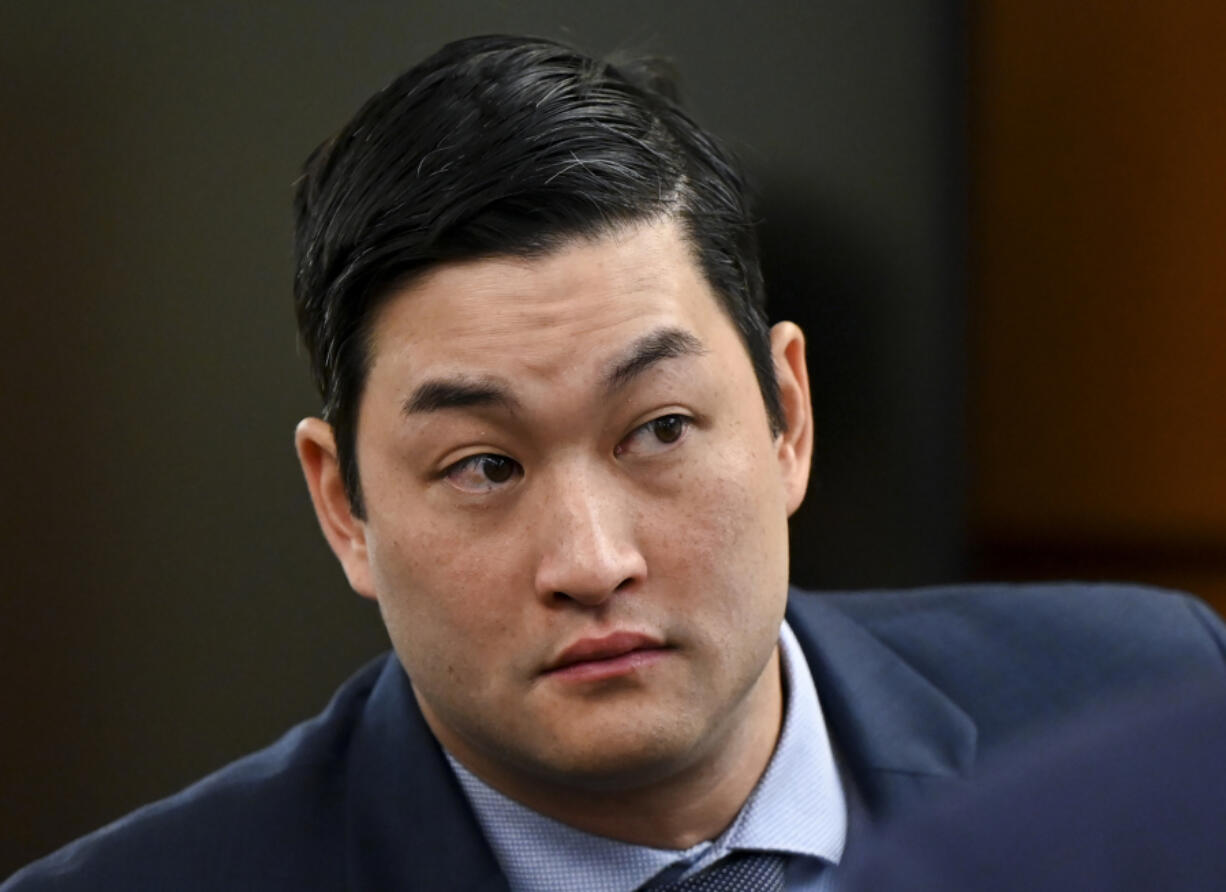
655, 434, 789, 601
364, 509, 529, 682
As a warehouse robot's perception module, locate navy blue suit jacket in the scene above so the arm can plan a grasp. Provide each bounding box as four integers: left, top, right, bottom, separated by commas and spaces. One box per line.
6, 584, 1226, 890
838, 680, 1226, 890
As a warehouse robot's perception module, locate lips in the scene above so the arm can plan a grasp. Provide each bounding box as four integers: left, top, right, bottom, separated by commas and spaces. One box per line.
544, 631, 670, 680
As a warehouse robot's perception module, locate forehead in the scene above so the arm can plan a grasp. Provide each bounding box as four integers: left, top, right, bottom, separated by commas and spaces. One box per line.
365, 219, 737, 384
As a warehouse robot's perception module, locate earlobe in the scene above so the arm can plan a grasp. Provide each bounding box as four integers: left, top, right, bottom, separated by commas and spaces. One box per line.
294, 417, 376, 599
769, 322, 814, 516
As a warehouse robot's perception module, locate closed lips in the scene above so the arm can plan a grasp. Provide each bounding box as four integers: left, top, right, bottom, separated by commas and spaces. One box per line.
546, 631, 668, 672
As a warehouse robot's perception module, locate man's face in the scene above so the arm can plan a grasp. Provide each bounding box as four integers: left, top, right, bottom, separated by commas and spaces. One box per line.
300, 218, 812, 801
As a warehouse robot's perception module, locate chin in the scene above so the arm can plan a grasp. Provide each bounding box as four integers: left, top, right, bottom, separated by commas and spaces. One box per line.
521, 714, 716, 792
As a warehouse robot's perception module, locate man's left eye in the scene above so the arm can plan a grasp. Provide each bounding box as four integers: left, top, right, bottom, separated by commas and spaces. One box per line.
616, 414, 692, 457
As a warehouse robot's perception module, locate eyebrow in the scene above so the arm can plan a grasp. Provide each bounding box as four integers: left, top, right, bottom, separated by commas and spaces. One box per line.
401, 327, 706, 416
603, 327, 707, 395
402, 376, 519, 415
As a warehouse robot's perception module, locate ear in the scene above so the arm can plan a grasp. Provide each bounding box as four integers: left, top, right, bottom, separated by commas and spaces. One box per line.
295, 417, 376, 600
770, 322, 814, 516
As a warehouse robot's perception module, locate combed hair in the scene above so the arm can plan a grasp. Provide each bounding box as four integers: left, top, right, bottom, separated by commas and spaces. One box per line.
293, 34, 781, 516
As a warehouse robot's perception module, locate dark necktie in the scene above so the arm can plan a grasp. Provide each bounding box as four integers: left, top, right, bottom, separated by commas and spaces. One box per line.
650, 851, 787, 892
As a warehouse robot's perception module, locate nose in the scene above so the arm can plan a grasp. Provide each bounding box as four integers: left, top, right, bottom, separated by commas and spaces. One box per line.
532, 467, 647, 607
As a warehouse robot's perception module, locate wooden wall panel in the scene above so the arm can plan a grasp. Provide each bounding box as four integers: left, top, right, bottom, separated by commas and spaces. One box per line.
972, 2, 1226, 612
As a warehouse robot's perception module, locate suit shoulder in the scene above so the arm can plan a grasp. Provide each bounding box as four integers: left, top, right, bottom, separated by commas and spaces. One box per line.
790, 582, 1226, 730
796, 581, 1226, 665
3, 655, 390, 892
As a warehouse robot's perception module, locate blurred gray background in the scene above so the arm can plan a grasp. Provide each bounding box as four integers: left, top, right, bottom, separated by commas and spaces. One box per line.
0, 0, 964, 873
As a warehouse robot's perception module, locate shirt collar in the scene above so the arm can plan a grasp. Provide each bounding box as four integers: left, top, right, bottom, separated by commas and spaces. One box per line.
447, 620, 846, 892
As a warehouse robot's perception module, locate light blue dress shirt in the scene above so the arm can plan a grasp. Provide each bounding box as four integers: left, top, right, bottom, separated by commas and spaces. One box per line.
447, 620, 846, 891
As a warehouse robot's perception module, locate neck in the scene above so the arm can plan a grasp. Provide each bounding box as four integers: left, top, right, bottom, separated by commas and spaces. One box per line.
440, 646, 784, 849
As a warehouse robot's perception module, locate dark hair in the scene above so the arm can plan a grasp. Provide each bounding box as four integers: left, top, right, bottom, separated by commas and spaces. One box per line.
293, 34, 781, 517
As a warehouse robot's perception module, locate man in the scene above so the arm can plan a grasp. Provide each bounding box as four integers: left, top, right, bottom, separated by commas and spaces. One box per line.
5, 34, 1226, 891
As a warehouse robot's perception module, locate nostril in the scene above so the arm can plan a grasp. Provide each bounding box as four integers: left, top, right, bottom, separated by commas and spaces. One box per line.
550, 576, 636, 604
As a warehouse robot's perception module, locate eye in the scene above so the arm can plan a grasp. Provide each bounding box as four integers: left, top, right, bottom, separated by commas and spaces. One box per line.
616, 413, 693, 457
443, 454, 522, 493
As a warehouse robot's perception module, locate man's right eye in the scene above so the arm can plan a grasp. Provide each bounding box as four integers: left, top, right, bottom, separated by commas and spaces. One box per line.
443, 454, 522, 493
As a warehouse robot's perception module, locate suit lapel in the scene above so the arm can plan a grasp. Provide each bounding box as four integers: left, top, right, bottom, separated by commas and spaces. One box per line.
786, 591, 978, 822
344, 655, 510, 892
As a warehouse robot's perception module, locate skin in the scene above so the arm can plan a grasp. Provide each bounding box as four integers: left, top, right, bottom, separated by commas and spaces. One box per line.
296, 217, 813, 848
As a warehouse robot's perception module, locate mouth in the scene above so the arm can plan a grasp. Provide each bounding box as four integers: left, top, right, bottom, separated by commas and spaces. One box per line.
544, 631, 672, 683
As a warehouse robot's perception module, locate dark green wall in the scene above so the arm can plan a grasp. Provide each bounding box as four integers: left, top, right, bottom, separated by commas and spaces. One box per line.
0, 1, 964, 873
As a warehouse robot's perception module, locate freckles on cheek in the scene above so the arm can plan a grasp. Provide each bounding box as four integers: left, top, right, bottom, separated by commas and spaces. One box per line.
381, 517, 523, 643
376, 534, 507, 691
683, 444, 785, 594
661, 462, 757, 575
701, 441, 770, 526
